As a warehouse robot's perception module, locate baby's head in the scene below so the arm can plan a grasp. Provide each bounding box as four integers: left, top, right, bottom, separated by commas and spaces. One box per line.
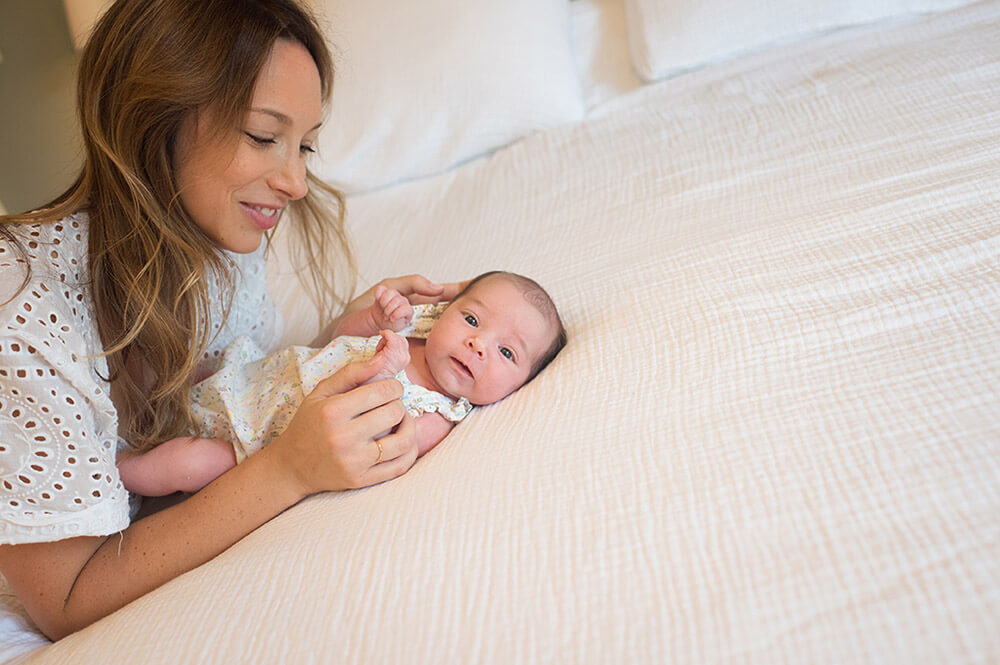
423, 271, 566, 406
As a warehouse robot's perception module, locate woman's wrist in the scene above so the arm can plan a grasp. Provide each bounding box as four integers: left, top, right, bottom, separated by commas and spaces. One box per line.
250, 439, 315, 507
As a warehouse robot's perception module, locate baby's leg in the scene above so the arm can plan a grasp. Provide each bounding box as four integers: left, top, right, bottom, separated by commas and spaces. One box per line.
369, 330, 411, 382
117, 437, 236, 496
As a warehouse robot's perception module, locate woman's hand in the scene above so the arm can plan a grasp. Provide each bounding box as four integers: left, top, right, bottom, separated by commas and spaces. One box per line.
0, 352, 418, 641
315, 274, 466, 345
345, 274, 465, 317
263, 350, 419, 496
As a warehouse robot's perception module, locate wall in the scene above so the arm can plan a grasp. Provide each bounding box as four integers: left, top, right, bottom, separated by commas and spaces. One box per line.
0, 0, 82, 214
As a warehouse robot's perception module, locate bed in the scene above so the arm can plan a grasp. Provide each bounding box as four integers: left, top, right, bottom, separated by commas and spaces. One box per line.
3, 0, 998, 662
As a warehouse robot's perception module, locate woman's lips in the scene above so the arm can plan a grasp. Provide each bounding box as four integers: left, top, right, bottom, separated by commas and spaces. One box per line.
241, 202, 282, 231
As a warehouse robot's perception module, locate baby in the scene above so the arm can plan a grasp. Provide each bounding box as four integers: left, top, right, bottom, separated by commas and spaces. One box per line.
118, 271, 566, 496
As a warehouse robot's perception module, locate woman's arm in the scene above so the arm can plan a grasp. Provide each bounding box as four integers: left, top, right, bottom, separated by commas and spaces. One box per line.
0, 359, 417, 640
0, 444, 304, 640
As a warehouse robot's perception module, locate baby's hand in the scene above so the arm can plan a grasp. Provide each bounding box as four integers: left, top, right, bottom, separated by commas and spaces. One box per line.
370, 285, 414, 332
372, 330, 411, 380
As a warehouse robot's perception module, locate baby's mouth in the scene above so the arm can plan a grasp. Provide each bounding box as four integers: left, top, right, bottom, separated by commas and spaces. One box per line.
452, 357, 474, 379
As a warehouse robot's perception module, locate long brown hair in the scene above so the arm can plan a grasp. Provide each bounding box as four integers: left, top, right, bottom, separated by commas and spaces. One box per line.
0, 0, 354, 451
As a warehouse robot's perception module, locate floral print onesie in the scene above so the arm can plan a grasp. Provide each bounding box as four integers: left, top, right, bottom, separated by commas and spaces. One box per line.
189, 303, 473, 463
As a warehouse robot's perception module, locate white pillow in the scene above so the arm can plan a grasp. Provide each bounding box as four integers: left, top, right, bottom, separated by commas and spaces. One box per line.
306, 0, 584, 194
623, 0, 977, 81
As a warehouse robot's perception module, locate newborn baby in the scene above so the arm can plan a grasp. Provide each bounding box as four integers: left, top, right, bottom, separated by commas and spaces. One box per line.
118, 271, 566, 495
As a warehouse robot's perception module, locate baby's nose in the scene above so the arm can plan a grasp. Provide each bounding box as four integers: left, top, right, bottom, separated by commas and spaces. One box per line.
466, 337, 485, 357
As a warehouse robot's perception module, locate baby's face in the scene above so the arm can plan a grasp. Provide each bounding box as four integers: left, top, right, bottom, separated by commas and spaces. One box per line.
423, 276, 553, 405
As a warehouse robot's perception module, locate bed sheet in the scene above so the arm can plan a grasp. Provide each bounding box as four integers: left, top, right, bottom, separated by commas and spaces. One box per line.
15, 1, 1000, 662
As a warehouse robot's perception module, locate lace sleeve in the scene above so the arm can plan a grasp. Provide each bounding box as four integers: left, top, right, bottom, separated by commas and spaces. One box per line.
0, 342, 131, 544
0, 220, 131, 545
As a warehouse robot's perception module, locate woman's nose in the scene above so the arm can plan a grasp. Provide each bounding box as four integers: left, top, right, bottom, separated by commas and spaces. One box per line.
269, 154, 309, 201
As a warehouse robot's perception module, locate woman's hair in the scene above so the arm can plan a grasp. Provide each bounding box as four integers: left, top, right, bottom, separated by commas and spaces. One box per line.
456, 271, 568, 381
0, 0, 353, 451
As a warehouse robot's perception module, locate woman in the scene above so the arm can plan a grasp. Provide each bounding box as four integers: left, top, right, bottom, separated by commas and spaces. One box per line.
0, 0, 453, 640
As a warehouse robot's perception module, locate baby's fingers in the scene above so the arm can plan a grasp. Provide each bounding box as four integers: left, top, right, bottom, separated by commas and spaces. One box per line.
387, 299, 414, 327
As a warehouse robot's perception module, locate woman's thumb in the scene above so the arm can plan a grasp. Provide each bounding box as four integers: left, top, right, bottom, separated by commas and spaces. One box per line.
310, 353, 387, 398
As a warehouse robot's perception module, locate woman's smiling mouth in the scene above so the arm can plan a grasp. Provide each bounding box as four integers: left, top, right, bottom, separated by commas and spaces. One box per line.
242, 202, 282, 230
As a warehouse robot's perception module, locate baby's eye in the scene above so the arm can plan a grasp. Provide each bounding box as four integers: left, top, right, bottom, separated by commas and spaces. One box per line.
464, 314, 478, 327
500, 347, 514, 361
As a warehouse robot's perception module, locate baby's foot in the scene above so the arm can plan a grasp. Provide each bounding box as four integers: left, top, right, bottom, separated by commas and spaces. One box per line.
371, 330, 411, 380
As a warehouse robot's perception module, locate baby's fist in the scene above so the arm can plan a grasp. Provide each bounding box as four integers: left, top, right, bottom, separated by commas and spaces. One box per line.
372, 285, 414, 332
373, 330, 411, 378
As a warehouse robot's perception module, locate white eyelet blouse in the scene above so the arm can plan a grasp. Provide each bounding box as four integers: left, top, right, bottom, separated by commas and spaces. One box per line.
0, 213, 281, 545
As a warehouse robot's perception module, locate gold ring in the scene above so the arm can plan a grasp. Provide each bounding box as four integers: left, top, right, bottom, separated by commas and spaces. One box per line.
374, 439, 383, 465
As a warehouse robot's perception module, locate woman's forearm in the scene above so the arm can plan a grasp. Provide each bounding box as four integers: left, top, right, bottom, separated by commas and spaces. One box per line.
0, 445, 306, 640
1, 360, 417, 641
66, 445, 304, 635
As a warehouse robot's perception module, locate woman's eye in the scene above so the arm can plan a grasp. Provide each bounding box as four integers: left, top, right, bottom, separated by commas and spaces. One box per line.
245, 132, 275, 146
464, 314, 478, 327
300, 144, 316, 155
500, 347, 514, 360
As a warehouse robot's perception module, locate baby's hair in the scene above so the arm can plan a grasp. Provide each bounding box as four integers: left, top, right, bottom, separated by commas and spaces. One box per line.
456, 271, 567, 380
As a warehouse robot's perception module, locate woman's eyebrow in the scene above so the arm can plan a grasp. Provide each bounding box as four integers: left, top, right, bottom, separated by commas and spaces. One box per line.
250, 107, 322, 131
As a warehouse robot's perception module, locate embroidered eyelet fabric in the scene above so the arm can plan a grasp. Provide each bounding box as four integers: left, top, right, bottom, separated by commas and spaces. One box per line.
190, 303, 472, 464
0, 213, 279, 545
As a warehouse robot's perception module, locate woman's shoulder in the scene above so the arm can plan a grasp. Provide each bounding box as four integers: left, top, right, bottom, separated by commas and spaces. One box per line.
0, 215, 127, 545
1, 212, 102, 367
0, 212, 90, 297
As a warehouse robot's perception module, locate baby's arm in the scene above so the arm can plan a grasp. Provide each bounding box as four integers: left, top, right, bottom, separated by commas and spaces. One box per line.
117, 437, 237, 496
414, 412, 455, 457
367, 329, 411, 382
331, 286, 414, 340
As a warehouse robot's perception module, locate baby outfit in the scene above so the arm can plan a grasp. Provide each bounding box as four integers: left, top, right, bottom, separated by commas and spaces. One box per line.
190, 303, 473, 463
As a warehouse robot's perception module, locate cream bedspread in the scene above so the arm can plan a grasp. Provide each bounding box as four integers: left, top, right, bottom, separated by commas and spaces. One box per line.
19, 2, 1000, 663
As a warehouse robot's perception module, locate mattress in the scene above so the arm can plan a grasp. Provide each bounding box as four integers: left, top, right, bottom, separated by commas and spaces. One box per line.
12, 1, 1000, 662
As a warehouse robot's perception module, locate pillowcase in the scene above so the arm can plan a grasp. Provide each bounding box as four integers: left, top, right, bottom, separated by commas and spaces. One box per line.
623, 0, 977, 81
306, 0, 584, 194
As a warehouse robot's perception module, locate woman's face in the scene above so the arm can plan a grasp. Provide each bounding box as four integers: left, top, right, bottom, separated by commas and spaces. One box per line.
173, 39, 323, 253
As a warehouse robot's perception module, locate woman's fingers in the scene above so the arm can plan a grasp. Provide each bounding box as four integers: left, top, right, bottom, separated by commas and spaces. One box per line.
384, 274, 442, 298
311, 356, 396, 401
347, 399, 408, 445
378, 274, 462, 305
272, 360, 419, 493
341, 275, 460, 324
364, 413, 418, 484
433, 280, 467, 302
